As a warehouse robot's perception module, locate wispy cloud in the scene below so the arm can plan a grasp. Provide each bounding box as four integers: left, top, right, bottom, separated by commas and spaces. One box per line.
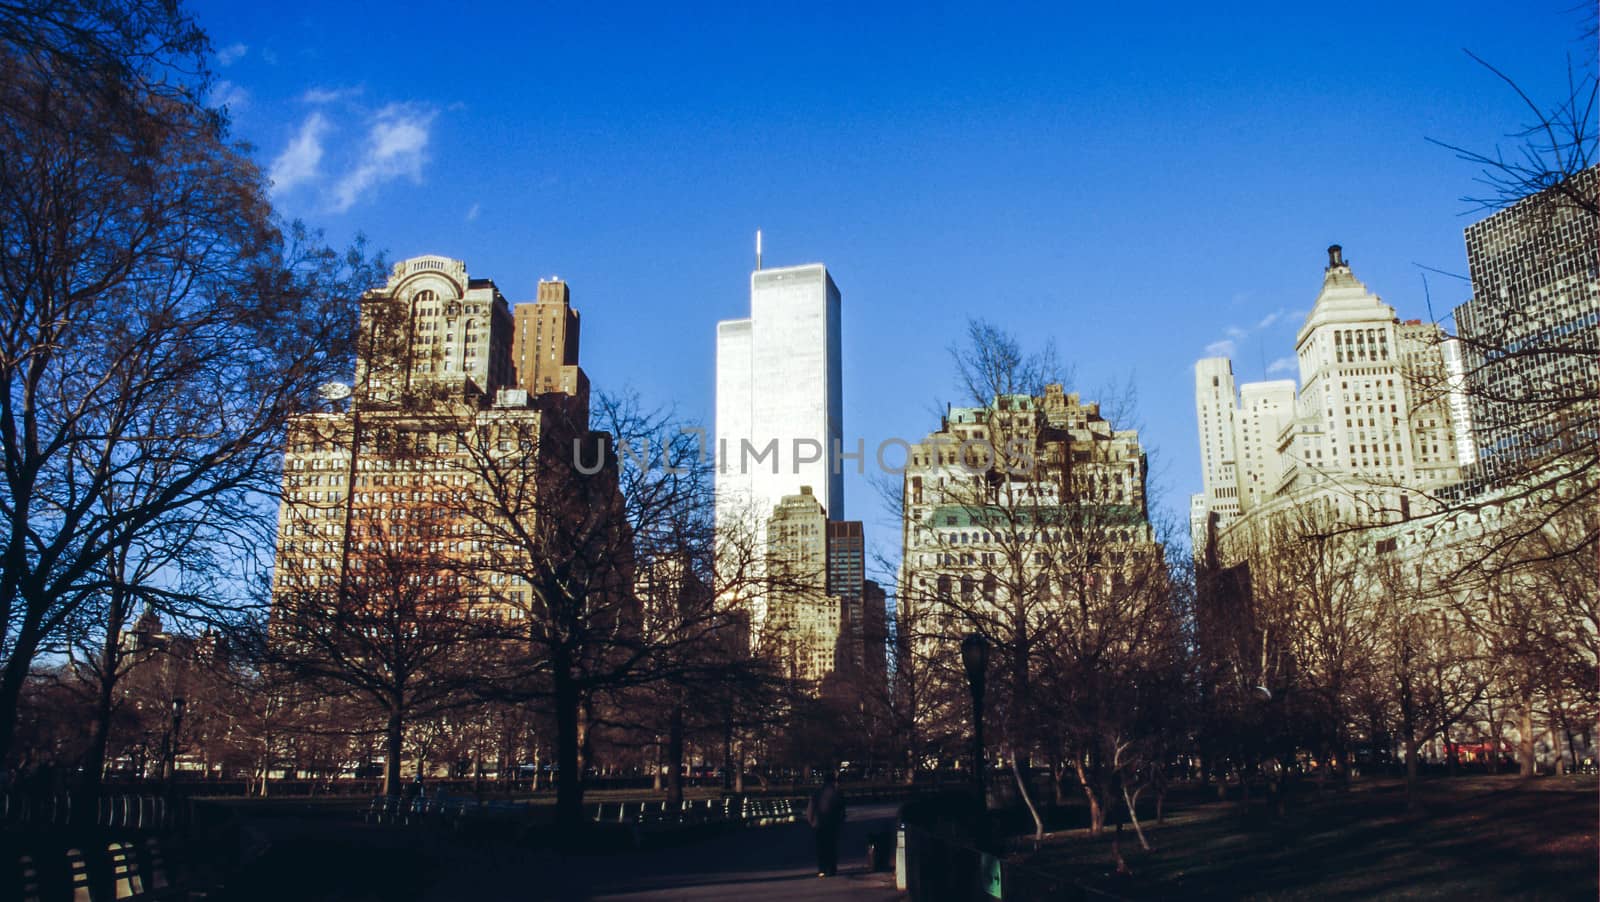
302, 85, 363, 105
210, 79, 250, 112
330, 104, 437, 212
269, 112, 330, 195
1266, 356, 1297, 376
465, 203, 481, 222
1204, 306, 1295, 362
216, 42, 248, 66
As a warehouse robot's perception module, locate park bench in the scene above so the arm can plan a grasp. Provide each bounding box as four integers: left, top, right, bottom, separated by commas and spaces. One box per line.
364, 794, 531, 831
9, 838, 205, 902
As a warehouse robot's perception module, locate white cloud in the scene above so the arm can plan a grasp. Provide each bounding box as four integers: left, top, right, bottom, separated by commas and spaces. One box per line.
269, 112, 330, 195
465, 203, 481, 222
1255, 309, 1285, 330
1266, 356, 1297, 376
330, 104, 436, 212
1223, 325, 1247, 340
1204, 340, 1236, 358
210, 79, 250, 112
216, 43, 248, 66
302, 85, 363, 105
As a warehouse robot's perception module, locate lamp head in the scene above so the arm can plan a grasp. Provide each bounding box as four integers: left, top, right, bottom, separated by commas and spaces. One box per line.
960, 633, 990, 686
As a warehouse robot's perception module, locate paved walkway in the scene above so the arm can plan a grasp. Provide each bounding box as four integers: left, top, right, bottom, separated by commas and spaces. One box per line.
220, 800, 903, 901
540, 802, 903, 900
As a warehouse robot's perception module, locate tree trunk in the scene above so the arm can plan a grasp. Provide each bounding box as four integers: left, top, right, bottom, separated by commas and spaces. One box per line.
666, 702, 685, 807
1404, 736, 1419, 810
82, 607, 127, 793
554, 667, 584, 832
1071, 757, 1104, 833
1485, 694, 1503, 774
384, 708, 405, 797
1121, 781, 1150, 851
1011, 753, 1044, 840
0, 641, 35, 766
721, 708, 734, 793
1519, 698, 1536, 777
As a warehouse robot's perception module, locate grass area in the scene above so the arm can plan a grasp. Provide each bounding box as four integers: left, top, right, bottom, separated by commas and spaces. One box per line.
1018, 775, 1596, 900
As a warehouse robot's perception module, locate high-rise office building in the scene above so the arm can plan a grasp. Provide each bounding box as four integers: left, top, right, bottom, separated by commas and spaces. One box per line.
1194, 358, 1242, 533
1454, 166, 1599, 476
1235, 380, 1297, 512
765, 487, 840, 685
274, 255, 612, 640
900, 385, 1156, 648
715, 261, 843, 631
512, 278, 589, 408
861, 579, 888, 696
1193, 246, 1468, 549
354, 255, 517, 405
826, 520, 866, 675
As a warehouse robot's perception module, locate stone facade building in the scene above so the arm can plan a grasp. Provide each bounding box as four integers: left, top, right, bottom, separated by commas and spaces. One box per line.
512, 278, 589, 407
899, 384, 1157, 649
1193, 246, 1470, 554
272, 255, 609, 635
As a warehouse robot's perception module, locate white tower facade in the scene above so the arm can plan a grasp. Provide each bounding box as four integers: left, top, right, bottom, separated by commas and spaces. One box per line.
1195, 246, 1468, 545
715, 262, 843, 630
1194, 358, 1242, 534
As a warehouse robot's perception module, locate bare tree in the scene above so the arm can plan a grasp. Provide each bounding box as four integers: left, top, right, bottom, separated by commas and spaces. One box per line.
898, 321, 1179, 843
1368, 551, 1489, 805
1224, 506, 1380, 791
441, 392, 777, 831
269, 517, 486, 796
0, 0, 378, 763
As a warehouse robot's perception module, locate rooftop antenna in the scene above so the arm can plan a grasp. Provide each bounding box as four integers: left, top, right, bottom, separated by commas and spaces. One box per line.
755, 230, 763, 271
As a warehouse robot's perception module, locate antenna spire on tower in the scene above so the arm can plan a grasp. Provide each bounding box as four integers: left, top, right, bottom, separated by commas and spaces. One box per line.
755, 230, 763, 271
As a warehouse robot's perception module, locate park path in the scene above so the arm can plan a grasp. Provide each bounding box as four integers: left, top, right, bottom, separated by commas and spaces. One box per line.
507, 802, 903, 901
219, 799, 903, 901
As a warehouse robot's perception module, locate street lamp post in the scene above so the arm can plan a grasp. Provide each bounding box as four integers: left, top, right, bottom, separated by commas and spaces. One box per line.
162, 697, 186, 791
960, 633, 990, 807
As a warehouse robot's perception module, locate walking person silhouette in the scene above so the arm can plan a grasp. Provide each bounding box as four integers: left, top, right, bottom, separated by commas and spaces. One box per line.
806, 771, 847, 877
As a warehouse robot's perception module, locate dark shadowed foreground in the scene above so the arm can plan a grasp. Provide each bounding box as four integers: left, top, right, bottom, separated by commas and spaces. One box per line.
1018, 775, 1596, 901
212, 800, 902, 901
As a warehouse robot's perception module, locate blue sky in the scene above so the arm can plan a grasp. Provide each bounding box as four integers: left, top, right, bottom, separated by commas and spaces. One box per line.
192, 0, 1589, 575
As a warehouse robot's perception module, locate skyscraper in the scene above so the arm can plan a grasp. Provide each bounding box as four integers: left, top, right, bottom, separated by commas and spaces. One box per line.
765, 487, 839, 685
715, 261, 843, 631
354, 255, 516, 405
1194, 358, 1242, 533
900, 384, 1157, 651
274, 255, 609, 639
512, 278, 589, 407
1454, 166, 1599, 477
1192, 246, 1468, 549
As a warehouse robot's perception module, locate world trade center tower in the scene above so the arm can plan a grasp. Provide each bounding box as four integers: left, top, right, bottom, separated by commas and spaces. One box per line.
715, 260, 843, 629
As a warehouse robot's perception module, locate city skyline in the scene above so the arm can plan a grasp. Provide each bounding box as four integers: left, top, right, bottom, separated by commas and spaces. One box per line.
188, 0, 1587, 566
3, 4, 1594, 897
